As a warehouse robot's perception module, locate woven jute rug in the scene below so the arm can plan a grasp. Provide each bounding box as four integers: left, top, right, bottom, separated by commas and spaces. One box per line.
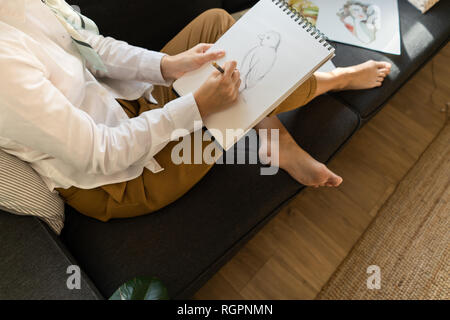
317, 121, 450, 300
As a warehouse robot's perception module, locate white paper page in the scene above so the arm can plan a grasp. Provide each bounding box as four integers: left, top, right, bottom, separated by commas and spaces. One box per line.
174, 0, 333, 150
313, 0, 401, 55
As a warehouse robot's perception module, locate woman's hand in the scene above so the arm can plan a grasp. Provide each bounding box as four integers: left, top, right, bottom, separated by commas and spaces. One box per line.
161, 43, 226, 81
194, 61, 241, 119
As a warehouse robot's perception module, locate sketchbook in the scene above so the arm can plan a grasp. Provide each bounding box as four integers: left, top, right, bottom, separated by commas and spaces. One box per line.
173, 0, 335, 150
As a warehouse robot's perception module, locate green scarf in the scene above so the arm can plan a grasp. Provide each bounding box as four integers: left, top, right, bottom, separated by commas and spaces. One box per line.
42, 0, 107, 72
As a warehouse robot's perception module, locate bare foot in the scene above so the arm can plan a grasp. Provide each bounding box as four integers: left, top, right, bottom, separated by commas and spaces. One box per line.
259, 133, 343, 188
332, 60, 392, 91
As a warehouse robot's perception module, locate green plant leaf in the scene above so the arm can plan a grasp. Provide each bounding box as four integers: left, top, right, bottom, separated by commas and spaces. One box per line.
109, 277, 169, 300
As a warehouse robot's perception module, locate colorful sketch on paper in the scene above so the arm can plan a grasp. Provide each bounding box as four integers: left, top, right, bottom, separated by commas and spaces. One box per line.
288, 0, 319, 26
337, 1, 381, 44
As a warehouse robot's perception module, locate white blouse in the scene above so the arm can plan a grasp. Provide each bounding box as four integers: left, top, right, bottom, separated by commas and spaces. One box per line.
0, 0, 203, 192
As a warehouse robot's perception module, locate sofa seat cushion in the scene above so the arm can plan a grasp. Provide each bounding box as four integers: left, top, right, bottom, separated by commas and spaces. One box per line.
60, 95, 359, 299
330, 0, 450, 120
0, 212, 101, 300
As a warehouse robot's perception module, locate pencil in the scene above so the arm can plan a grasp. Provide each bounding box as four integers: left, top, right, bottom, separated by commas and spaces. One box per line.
212, 62, 225, 74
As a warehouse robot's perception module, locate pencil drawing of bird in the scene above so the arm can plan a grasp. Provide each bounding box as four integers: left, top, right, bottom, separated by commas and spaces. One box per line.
239, 31, 281, 92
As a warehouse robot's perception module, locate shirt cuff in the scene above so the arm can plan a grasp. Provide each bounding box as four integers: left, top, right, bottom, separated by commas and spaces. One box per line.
138, 50, 173, 86
165, 93, 203, 134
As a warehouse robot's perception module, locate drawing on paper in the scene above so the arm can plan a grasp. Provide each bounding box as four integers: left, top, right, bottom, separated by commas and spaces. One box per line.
337, 1, 381, 44
239, 31, 281, 92
288, 0, 319, 26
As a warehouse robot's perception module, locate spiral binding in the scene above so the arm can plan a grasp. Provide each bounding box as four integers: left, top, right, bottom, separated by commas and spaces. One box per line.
272, 0, 333, 51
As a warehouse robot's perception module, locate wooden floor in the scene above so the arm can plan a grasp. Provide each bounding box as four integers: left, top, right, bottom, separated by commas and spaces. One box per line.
194, 44, 450, 300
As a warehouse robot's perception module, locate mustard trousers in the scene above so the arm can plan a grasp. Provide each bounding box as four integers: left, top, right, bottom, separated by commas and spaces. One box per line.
56, 9, 317, 221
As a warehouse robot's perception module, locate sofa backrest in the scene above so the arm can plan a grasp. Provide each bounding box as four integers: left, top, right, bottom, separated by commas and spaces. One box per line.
70, 0, 224, 50
223, 0, 258, 12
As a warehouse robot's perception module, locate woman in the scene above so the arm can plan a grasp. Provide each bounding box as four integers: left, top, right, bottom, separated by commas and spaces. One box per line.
0, 0, 391, 221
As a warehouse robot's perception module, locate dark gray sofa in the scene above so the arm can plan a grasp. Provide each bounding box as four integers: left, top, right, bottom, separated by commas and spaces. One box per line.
0, 0, 448, 300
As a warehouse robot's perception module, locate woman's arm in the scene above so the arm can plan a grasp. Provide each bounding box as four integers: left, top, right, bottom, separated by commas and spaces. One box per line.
78, 30, 226, 84
79, 29, 173, 85
0, 44, 202, 176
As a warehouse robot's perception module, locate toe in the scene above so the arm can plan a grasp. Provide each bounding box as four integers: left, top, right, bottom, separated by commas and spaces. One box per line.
377, 61, 391, 69
379, 68, 390, 76
327, 173, 343, 187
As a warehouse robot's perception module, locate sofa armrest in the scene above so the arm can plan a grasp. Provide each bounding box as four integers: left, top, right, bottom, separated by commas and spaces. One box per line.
0, 210, 102, 300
